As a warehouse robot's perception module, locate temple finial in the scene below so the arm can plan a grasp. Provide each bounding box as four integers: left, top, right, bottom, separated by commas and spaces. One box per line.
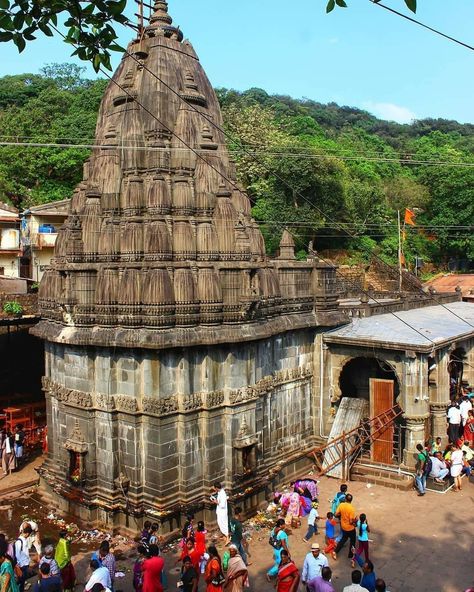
145, 0, 183, 40
150, 0, 172, 26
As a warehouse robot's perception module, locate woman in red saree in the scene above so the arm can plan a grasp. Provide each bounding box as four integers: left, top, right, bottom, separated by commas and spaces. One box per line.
463, 410, 474, 444
276, 550, 300, 592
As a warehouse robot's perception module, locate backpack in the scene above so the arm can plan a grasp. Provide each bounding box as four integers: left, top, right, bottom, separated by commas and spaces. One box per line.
11, 538, 24, 567
268, 530, 282, 550
423, 453, 432, 476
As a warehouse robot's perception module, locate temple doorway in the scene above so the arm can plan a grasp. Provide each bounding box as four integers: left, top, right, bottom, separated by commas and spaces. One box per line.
448, 347, 466, 399
338, 357, 402, 464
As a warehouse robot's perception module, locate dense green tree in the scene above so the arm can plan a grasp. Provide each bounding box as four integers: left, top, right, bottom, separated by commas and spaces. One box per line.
0, 69, 472, 268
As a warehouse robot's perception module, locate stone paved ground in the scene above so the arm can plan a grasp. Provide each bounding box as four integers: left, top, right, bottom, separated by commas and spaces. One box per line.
2, 468, 473, 592
225, 475, 473, 592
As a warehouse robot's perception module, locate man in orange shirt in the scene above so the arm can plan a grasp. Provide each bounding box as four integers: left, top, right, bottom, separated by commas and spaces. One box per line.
332, 493, 357, 562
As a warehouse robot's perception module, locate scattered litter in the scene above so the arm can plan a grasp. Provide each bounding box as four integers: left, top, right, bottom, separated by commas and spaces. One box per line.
366, 483, 372, 488
115, 572, 125, 578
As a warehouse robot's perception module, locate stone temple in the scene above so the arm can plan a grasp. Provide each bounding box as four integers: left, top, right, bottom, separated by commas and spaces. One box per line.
33, 1, 346, 530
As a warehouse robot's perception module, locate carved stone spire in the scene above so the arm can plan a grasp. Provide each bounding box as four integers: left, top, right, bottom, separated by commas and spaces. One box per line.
146, 0, 183, 40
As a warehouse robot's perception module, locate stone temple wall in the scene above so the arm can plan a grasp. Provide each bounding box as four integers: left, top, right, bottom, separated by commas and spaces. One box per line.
41, 328, 319, 529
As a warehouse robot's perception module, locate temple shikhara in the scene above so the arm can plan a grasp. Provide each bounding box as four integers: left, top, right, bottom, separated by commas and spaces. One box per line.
33, 0, 346, 528
32, 0, 474, 530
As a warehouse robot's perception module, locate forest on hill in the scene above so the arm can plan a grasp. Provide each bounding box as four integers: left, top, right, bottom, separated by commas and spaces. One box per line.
0, 64, 473, 272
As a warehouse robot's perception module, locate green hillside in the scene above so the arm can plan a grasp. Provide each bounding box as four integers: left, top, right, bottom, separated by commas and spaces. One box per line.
0, 65, 472, 270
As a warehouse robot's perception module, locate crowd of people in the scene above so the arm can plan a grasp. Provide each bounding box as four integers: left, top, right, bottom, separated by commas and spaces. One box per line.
415, 390, 473, 496
0, 424, 26, 476
263, 482, 390, 592
0, 520, 74, 592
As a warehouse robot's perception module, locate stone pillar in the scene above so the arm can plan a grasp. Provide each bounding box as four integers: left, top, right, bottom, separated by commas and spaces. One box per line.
465, 338, 474, 386
403, 416, 428, 468
428, 348, 450, 447
430, 403, 448, 445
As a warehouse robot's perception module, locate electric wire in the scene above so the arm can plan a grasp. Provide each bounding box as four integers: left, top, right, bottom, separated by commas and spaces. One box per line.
2, 139, 474, 168
48, 26, 473, 341
116, 42, 474, 330
371, 0, 474, 52
43, 28, 455, 347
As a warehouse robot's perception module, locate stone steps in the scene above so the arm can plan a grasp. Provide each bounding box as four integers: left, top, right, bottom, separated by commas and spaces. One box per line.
426, 477, 452, 492
350, 462, 414, 491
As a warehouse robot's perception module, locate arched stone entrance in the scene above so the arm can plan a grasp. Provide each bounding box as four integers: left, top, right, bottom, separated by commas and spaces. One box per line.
338, 356, 403, 464
339, 356, 400, 401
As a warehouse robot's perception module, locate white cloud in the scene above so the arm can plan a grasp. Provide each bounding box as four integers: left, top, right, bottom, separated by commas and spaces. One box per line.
363, 101, 416, 124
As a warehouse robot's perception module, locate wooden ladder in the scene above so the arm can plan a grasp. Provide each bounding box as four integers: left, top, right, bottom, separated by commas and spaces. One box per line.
311, 403, 403, 478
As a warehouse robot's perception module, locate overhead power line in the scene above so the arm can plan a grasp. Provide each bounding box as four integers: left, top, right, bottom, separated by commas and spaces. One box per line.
47, 24, 474, 336
371, 0, 474, 52
2, 140, 474, 169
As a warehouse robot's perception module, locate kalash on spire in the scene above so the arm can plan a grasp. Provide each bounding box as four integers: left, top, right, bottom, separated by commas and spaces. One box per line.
33, 0, 344, 530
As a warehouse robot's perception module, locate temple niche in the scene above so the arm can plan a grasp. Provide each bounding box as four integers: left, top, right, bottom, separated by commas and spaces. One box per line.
33, 0, 346, 531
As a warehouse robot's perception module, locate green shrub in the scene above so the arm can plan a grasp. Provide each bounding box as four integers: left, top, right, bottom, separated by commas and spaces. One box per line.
3, 301, 23, 315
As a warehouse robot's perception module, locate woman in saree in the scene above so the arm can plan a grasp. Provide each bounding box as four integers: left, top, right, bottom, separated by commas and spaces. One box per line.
204, 546, 224, 592
0, 548, 19, 592
276, 550, 300, 592
223, 545, 248, 592
463, 409, 474, 444
284, 490, 301, 526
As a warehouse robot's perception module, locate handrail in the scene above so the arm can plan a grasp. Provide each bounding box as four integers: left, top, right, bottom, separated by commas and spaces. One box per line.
310, 403, 403, 478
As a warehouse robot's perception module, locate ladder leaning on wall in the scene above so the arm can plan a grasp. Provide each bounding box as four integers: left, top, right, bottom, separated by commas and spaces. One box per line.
310, 403, 404, 480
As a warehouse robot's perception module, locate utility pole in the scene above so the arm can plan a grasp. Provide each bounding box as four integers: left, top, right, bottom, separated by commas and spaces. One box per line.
397, 210, 402, 293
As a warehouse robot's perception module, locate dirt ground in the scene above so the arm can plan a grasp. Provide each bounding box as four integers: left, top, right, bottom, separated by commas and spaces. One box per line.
1, 467, 473, 592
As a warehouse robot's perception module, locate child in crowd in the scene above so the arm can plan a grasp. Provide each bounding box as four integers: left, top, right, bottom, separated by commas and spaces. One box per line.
140, 521, 151, 545
323, 512, 337, 555
302, 501, 319, 542
431, 436, 443, 453
180, 514, 195, 548
148, 523, 160, 546
355, 513, 370, 565
331, 484, 347, 514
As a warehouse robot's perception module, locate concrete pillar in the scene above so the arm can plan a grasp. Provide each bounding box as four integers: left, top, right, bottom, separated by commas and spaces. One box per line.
403, 415, 428, 468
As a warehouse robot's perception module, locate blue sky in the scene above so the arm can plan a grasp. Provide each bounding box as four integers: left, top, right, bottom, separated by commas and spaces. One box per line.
1, 0, 473, 124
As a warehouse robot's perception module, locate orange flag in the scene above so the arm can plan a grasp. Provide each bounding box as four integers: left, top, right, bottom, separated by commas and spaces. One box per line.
404, 208, 416, 226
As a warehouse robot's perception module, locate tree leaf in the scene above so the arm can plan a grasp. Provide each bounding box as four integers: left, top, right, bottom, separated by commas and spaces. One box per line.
0, 30, 13, 41
92, 53, 102, 72
326, 0, 336, 13
0, 0, 10, 9
13, 10, 25, 29
0, 13, 14, 30
405, 0, 417, 12
13, 33, 25, 52
335, 0, 347, 6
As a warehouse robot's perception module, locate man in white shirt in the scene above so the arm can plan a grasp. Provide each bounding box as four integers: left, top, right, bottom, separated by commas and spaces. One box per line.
343, 570, 369, 592
19, 520, 41, 554
302, 543, 329, 586
429, 452, 449, 482
447, 403, 461, 443
459, 396, 472, 424
85, 560, 112, 592
14, 526, 32, 592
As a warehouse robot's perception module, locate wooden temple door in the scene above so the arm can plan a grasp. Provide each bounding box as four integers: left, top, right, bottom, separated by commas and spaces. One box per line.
370, 378, 394, 464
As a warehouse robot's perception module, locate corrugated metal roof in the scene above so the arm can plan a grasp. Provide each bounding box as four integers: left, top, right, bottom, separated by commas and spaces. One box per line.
324, 301, 474, 351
